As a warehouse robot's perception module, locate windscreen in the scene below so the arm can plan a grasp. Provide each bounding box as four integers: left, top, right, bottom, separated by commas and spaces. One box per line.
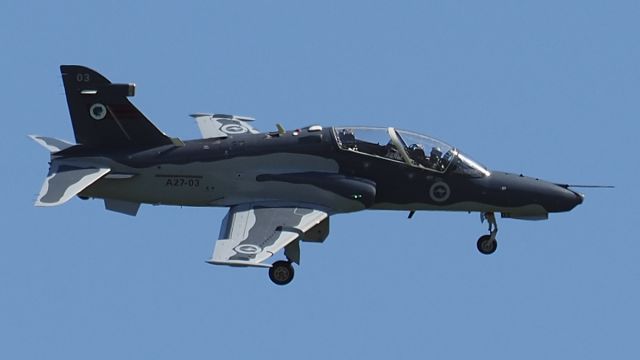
449, 151, 491, 177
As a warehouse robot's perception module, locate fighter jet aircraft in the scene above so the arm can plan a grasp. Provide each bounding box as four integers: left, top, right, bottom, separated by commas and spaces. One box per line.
32, 65, 586, 285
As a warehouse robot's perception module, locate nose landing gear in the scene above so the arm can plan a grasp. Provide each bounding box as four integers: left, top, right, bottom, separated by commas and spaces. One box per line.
477, 212, 498, 255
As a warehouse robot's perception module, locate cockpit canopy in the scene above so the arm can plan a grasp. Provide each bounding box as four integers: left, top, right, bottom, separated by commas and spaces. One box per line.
333, 126, 490, 177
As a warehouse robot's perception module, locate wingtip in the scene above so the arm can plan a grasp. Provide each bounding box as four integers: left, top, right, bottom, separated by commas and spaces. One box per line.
206, 259, 272, 268
189, 113, 213, 118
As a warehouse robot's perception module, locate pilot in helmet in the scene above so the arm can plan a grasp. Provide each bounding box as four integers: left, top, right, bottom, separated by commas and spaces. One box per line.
429, 147, 442, 169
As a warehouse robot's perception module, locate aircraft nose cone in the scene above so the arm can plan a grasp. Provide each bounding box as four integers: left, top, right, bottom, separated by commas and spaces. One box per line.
552, 186, 584, 212
489, 172, 585, 213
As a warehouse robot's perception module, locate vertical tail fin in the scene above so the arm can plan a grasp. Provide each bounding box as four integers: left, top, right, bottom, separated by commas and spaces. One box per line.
60, 65, 173, 148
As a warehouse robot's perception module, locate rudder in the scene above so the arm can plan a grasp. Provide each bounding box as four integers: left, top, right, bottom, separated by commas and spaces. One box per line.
60, 65, 173, 148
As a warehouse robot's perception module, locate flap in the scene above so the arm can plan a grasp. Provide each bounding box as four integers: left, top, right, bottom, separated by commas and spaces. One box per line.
190, 113, 259, 139
208, 204, 328, 267
35, 160, 110, 206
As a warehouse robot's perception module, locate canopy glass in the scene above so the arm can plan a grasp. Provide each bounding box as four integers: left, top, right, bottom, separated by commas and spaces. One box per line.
333, 126, 490, 177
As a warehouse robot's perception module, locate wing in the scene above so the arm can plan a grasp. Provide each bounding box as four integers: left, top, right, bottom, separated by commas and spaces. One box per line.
189, 113, 259, 139
207, 204, 328, 268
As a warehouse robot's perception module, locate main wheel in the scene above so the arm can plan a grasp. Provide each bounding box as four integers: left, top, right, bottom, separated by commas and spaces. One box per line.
269, 261, 295, 285
477, 235, 497, 255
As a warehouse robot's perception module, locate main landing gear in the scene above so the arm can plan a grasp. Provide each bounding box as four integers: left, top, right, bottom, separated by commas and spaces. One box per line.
268, 240, 300, 285
477, 212, 498, 255
269, 260, 295, 285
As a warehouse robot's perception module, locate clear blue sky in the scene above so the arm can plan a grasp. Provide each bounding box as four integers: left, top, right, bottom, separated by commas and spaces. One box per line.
2, 1, 638, 359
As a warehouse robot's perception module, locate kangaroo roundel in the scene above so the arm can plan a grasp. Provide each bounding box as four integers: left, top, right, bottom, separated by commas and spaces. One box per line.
89, 103, 107, 120
221, 124, 248, 134
429, 181, 450, 202
234, 244, 262, 255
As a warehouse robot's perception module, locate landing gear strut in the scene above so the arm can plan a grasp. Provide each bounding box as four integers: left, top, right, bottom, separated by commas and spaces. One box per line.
477, 212, 498, 255
269, 260, 295, 285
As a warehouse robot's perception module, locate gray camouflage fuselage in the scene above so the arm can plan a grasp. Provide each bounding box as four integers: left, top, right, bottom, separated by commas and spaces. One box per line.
51, 127, 582, 217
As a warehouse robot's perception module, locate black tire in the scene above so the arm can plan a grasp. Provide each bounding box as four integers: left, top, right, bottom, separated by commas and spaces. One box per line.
268, 260, 295, 285
477, 235, 497, 255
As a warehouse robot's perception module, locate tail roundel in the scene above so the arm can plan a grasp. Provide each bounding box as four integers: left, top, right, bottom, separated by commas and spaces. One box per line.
60, 65, 173, 148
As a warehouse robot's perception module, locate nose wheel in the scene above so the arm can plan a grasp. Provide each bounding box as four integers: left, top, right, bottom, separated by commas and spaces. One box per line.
478, 212, 498, 255
477, 234, 497, 254
269, 260, 295, 285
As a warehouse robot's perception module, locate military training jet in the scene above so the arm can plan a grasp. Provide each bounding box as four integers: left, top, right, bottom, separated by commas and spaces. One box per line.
32, 65, 587, 285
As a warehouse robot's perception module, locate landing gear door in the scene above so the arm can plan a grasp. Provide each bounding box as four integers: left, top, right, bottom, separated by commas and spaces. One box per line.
301, 217, 330, 243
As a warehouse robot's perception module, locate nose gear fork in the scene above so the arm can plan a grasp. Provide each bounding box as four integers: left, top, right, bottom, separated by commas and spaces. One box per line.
478, 212, 498, 255
485, 212, 498, 241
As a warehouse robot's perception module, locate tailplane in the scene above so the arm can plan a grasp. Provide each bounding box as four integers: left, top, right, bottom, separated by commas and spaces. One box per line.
34, 158, 110, 206
60, 65, 173, 148
29, 135, 74, 153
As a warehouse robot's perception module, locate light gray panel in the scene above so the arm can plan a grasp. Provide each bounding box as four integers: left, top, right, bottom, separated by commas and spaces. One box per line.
209, 205, 328, 267
36, 161, 110, 206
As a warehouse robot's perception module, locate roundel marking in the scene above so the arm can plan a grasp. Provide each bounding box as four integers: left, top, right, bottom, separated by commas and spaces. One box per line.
234, 244, 262, 255
429, 181, 451, 202
89, 103, 107, 120
221, 124, 248, 134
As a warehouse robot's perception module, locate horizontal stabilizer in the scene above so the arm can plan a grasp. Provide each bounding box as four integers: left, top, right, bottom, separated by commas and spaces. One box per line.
35, 160, 110, 206
29, 135, 74, 153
